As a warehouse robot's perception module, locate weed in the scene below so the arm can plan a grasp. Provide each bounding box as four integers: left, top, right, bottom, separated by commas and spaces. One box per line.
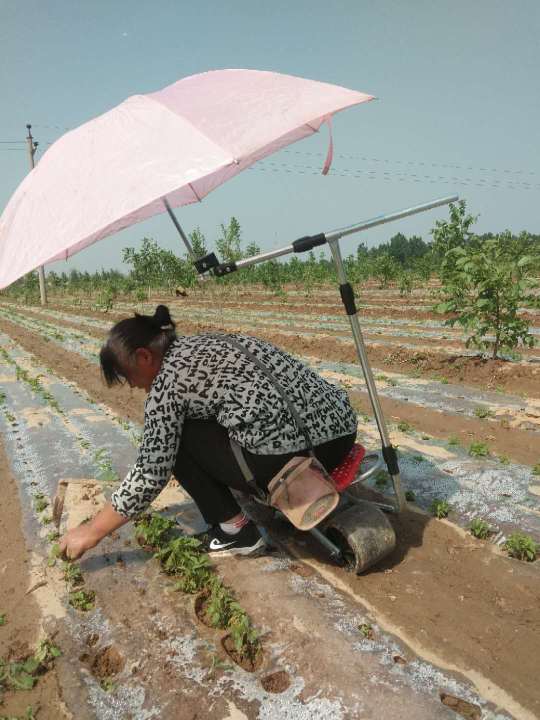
397, 420, 412, 433
134, 513, 176, 549
468, 441, 490, 457
469, 518, 491, 539
358, 623, 374, 639
532, 464, 540, 476
504, 533, 538, 562
431, 498, 450, 518
68, 589, 95, 611
447, 435, 460, 447
63, 562, 84, 587
405, 490, 416, 502
156, 537, 212, 593
474, 406, 494, 419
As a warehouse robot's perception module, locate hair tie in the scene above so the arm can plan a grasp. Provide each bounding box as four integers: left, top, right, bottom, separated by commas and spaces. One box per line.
160, 323, 174, 330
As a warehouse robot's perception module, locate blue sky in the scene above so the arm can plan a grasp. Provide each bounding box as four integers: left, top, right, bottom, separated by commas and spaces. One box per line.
1, 0, 539, 274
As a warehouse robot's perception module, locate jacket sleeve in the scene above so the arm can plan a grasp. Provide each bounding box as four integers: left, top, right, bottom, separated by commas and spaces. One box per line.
110, 369, 185, 519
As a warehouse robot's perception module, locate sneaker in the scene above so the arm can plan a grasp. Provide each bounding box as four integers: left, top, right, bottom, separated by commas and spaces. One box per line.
204, 521, 265, 557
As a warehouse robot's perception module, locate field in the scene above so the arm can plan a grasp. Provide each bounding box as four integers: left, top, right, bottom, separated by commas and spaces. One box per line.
0, 282, 539, 720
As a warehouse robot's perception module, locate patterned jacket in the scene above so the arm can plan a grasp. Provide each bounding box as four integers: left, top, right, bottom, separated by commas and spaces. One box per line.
111, 333, 357, 518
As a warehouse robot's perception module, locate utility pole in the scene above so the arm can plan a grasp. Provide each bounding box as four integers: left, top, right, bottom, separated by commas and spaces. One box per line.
26, 124, 47, 305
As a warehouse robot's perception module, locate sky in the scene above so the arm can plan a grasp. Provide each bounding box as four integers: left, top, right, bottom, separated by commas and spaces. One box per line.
1, 0, 539, 276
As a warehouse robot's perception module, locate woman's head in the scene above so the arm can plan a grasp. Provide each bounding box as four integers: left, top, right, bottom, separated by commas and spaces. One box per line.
99, 305, 177, 391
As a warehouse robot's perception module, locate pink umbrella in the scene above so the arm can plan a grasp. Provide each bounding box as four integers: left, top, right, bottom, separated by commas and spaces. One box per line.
0, 69, 373, 288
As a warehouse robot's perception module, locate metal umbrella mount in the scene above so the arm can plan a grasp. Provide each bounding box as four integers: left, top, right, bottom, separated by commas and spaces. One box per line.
166, 194, 458, 531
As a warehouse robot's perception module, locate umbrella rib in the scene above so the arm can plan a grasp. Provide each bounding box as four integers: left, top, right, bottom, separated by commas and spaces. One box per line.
188, 182, 202, 202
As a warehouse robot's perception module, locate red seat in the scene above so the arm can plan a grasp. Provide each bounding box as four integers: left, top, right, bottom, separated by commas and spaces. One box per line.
331, 443, 366, 492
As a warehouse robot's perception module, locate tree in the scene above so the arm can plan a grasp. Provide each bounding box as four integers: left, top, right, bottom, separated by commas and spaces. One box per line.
216, 217, 243, 262
435, 234, 538, 359
431, 200, 477, 281
371, 253, 400, 288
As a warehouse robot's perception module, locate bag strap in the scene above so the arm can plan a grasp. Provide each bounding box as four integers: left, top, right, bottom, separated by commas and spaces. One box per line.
206, 333, 313, 451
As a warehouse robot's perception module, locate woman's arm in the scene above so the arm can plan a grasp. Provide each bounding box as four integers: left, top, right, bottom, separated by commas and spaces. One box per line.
59, 502, 129, 560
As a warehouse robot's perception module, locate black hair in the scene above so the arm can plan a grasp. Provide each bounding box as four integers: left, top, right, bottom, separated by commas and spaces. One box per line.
99, 305, 177, 387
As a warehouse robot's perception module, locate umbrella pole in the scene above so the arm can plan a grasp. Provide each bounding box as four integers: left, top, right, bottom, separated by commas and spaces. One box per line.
163, 198, 196, 259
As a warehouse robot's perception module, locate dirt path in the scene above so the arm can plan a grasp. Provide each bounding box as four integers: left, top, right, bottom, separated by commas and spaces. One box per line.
0, 439, 70, 720
1, 319, 539, 717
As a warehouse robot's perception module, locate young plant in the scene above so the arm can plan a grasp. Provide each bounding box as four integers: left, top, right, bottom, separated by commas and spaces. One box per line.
431, 498, 450, 519
68, 589, 95, 611
205, 577, 237, 629
0, 614, 6, 626
473, 406, 494, 419
0, 639, 60, 692
469, 518, 491, 540
48, 544, 61, 567
134, 512, 176, 549
100, 677, 117, 693
374, 471, 389, 489
63, 562, 84, 587
358, 623, 374, 639
46, 530, 61, 542
156, 537, 212, 593
504, 532, 538, 562
469, 441, 490, 457
447, 435, 460, 447
532, 463, 540, 476
405, 490, 416, 502
228, 605, 261, 663
33, 493, 49, 514
397, 420, 412, 433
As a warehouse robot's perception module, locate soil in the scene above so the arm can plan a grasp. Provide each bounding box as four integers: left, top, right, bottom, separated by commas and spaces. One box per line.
90, 645, 125, 679
194, 591, 223, 629
0, 439, 69, 720
260, 670, 291, 693
221, 634, 263, 673
440, 692, 482, 720
3, 303, 540, 715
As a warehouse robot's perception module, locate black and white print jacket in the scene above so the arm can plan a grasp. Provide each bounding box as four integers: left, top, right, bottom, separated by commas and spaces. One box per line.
111, 333, 357, 518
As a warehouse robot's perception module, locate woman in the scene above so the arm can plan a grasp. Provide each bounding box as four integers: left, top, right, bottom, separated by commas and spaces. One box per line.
59, 305, 357, 560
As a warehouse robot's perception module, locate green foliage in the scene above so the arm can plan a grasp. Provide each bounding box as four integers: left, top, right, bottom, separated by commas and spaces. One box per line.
371, 253, 400, 288
469, 518, 492, 539
398, 270, 415, 297
468, 441, 490, 457
156, 537, 212, 593
430, 498, 450, 518
0, 614, 6, 626
504, 532, 538, 562
447, 435, 460, 447
358, 623, 374, 639
33, 493, 48, 514
228, 605, 260, 661
473, 406, 494, 419
68, 590, 95, 611
405, 490, 416, 502
205, 576, 238, 629
100, 677, 117, 693
0, 639, 60, 693
0, 706, 36, 720
532, 463, 540, 476
63, 562, 84, 587
434, 206, 538, 359
397, 420, 412, 433
134, 513, 176, 549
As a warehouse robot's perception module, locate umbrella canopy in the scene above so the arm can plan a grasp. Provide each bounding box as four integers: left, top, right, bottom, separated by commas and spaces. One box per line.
0, 69, 373, 288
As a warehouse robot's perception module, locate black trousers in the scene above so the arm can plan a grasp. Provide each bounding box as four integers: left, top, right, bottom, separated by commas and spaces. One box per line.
172, 418, 357, 525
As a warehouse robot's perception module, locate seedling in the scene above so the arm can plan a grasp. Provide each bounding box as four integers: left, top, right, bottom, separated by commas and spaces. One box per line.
228, 606, 261, 663
0, 614, 6, 626
532, 464, 540, 476
504, 532, 538, 562
358, 623, 373, 639
63, 562, 84, 587
204, 577, 237, 629
46, 530, 60, 542
431, 498, 450, 519
447, 435, 460, 447
469, 518, 491, 540
468, 441, 490, 457
48, 544, 61, 567
413, 455, 424, 463
134, 513, 176, 549
40, 515, 53, 525
0, 638, 60, 692
474, 406, 494, 420
100, 677, 117, 693
421, 434, 431, 440
93, 448, 119, 484
33, 493, 48, 513
374, 471, 389, 489
68, 589, 95, 611
156, 537, 212, 593
498, 455, 510, 465
397, 420, 412, 433
405, 490, 416, 502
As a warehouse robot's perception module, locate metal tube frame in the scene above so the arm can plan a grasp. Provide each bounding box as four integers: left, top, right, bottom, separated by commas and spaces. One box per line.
167, 194, 458, 516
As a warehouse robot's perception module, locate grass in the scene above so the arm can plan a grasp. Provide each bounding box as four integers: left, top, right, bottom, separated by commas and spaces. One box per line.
469, 518, 492, 540
430, 498, 450, 519
468, 441, 490, 457
504, 532, 539, 562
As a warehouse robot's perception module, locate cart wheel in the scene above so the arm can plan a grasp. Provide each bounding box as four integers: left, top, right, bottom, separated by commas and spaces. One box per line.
324, 502, 396, 574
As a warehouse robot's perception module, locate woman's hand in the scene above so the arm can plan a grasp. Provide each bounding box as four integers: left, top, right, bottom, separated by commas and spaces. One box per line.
59, 523, 101, 561
58, 502, 129, 561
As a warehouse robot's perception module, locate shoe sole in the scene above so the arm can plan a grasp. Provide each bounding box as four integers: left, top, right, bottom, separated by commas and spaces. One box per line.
208, 537, 266, 557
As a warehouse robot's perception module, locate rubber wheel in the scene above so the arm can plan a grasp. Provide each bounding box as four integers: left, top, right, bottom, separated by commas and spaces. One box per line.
324, 502, 396, 574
